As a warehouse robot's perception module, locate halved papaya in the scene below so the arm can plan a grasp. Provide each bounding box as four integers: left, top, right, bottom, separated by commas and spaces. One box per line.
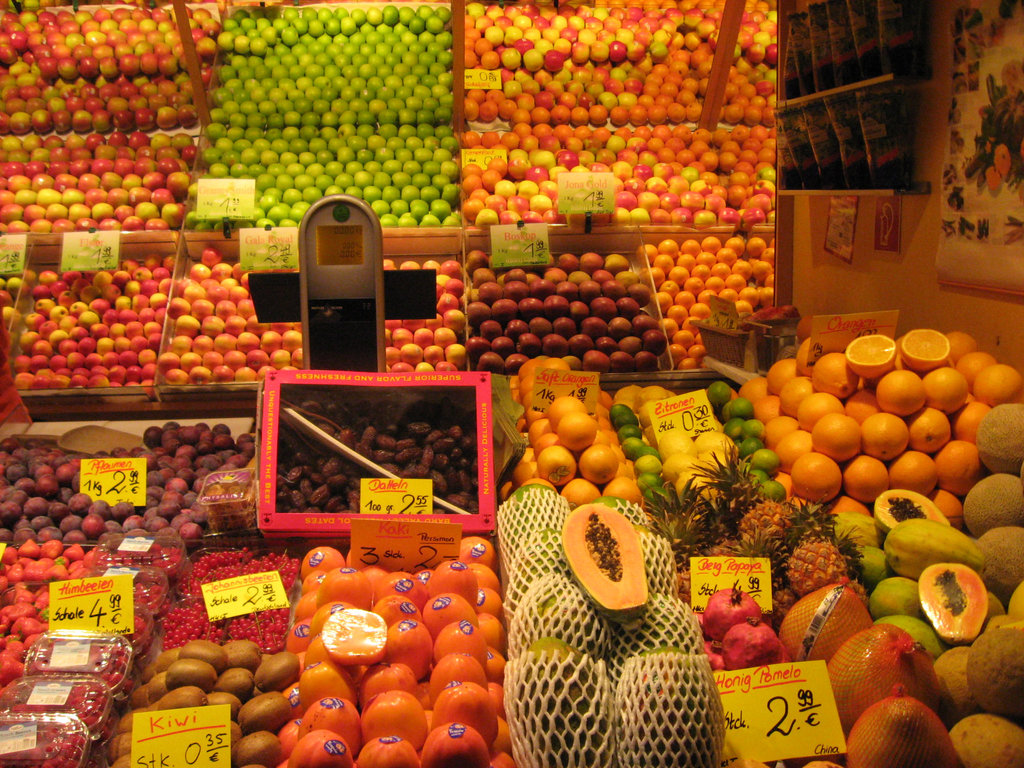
874, 489, 949, 534
918, 562, 987, 644
561, 503, 648, 621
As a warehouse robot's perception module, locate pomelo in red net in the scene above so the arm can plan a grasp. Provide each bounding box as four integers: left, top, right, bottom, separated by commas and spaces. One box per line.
846, 685, 959, 768
778, 583, 873, 663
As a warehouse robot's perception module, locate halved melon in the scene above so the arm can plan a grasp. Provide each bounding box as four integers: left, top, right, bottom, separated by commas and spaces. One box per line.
919, 563, 988, 644
561, 503, 648, 620
874, 489, 949, 534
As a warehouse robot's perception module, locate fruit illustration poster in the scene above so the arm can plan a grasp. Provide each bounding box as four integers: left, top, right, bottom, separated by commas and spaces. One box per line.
938, 0, 1024, 294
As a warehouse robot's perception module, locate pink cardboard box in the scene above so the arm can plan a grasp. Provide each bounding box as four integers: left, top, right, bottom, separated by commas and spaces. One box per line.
257, 369, 496, 536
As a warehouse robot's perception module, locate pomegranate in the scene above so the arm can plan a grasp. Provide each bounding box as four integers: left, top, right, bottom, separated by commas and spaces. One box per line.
702, 586, 762, 641
721, 618, 788, 671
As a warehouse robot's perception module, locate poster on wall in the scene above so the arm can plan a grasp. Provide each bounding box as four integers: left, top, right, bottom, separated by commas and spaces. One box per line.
938, 1, 1024, 294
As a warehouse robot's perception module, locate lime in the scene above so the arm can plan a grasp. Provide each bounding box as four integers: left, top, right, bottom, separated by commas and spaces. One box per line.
761, 480, 787, 502
617, 424, 643, 443
633, 453, 663, 476
621, 437, 647, 461
636, 445, 662, 460
729, 397, 755, 421
707, 380, 733, 409
610, 403, 639, 430
737, 436, 763, 458
741, 419, 765, 440
748, 448, 781, 475
749, 468, 770, 484
637, 472, 664, 492
723, 417, 745, 441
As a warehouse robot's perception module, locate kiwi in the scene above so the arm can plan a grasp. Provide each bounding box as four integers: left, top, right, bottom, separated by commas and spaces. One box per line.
238, 692, 292, 735
106, 733, 131, 762
254, 651, 301, 693
165, 658, 219, 693
112, 756, 131, 768
207, 691, 243, 720
130, 682, 150, 709
115, 711, 136, 735
178, 640, 230, 674
230, 721, 243, 745
214, 668, 255, 702
146, 672, 169, 705
145, 648, 180, 681
223, 640, 262, 673
232, 731, 282, 768
156, 686, 208, 711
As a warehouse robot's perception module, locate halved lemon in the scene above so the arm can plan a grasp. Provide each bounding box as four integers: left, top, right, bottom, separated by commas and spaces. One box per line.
844, 334, 897, 379
899, 328, 952, 372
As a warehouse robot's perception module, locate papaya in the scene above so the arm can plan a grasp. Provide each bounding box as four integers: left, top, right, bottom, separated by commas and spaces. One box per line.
918, 563, 987, 644
869, 577, 923, 621
836, 511, 881, 548
874, 489, 948, 535
883, 519, 984, 580
561, 502, 648, 620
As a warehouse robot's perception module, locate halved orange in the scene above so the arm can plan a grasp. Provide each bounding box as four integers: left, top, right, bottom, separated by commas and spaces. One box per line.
844, 334, 896, 379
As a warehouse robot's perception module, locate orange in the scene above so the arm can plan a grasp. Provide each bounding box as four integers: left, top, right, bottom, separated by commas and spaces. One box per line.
288, 729, 355, 768
764, 415, 800, 449
300, 697, 363, 754
578, 443, 621, 485
535, 445, 577, 486
527, 417, 554, 447
601, 476, 643, 504
972, 363, 1023, 405
286, 620, 313, 654
922, 367, 970, 413
774, 429, 814, 473
899, 329, 951, 372
555, 411, 599, 452
929, 488, 965, 529
298, 660, 358, 710
546, 394, 588, 429
430, 653, 488, 705
433, 620, 489, 669
739, 375, 769, 402
301, 546, 346, 579
378, 572, 430, 609
361, 690, 429, 751
317, 568, 374, 610
933, 440, 984, 497
811, 413, 862, 462
475, 587, 503, 618
294, 591, 319, 621
384, 619, 433, 679
811, 352, 859, 399
859, 412, 910, 460
766, 357, 797, 395
302, 570, 328, 595
796, 391, 845, 431
795, 338, 814, 376
789, 452, 843, 502
432, 681, 499, 746
875, 369, 927, 416
944, 330, 978, 364
830, 495, 872, 516
753, 394, 782, 423
357, 737, 420, 768
951, 401, 991, 443
485, 648, 506, 684
560, 477, 602, 507
477, 612, 506, 653
906, 407, 951, 454
468, 563, 501, 595
842, 455, 890, 503
955, 351, 998, 386
887, 450, 938, 495
845, 389, 880, 423
371, 595, 421, 630
778, 376, 814, 417
422, 594, 479, 638
428, 561, 480, 604
460, 537, 497, 570
844, 334, 897, 379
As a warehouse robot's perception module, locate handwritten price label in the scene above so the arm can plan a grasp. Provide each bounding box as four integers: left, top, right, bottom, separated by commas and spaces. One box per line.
557, 172, 615, 214
461, 147, 508, 169
708, 295, 742, 330
0, 234, 27, 275
60, 230, 120, 272
715, 661, 845, 765
350, 515, 462, 573
201, 571, 290, 622
80, 457, 146, 507
464, 68, 502, 90
132, 705, 231, 768
808, 310, 899, 365
239, 227, 298, 271
196, 178, 257, 221
688, 557, 773, 613
645, 390, 719, 448
490, 223, 550, 268
530, 367, 600, 414
360, 478, 433, 515
50, 574, 135, 635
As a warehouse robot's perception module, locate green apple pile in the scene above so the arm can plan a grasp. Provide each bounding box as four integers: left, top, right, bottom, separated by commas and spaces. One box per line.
187, 5, 461, 230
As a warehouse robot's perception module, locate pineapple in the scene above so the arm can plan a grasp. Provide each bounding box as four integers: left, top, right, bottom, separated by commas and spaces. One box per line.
645, 481, 720, 605
738, 498, 794, 541
690, 445, 764, 532
784, 500, 864, 597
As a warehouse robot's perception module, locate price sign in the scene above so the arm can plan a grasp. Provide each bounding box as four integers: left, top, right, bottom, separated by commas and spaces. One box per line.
60, 230, 120, 272
350, 515, 462, 572
239, 227, 298, 271
557, 172, 615, 214
688, 556, 773, 613
645, 390, 719, 447
461, 147, 508, 169
808, 310, 899, 365
715, 661, 846, 764
708, 295, 742, 330
0, 234, 27, 275
196, 178, 257, 221
80, 457, 146, 507
464, 68, 502, 90
360, 478, 433, 515
490, 223, 550, 268
529, 367, 600, 414
0, 543, 6, 562
200, 571, 290, 622
50, 574, 135, 635
131, 705, 231, 768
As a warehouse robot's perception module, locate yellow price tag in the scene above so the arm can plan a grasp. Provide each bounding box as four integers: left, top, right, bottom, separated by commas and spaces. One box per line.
200, 571, 290, 622
0, 234, 27, 275
0, 543, 6, 562
808, 310, 899, 365
131, 705, 232, 768
350, 516, 462, 572
196, 178, 257, 221
50, 575, 135, 635
646, 390, 719, 447
708, 295, 742, 330
360, 478, 433, 515
529, 368, 600, 414
239, 227, 298, 271
461, 147, 508, 169
490, 223, 551, 268
464, 68, 502, 90
688, 556, 773, 613
557, 172, 616, 214
60, 230, 120, 272
80, 457, 146, 507
715, 661, 846, 765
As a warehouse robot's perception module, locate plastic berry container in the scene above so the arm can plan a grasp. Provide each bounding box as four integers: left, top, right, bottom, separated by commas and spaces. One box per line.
24, 632, 134, 698
0, 712, 91, 768
81, 565, 171, 618
0, 675, 114, 742
198, 468, 257, 533
92, 530, 189, 586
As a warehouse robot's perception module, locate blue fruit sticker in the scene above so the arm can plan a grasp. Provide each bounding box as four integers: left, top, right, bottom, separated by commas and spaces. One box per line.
448, 723, 467, 738
324, 740, 347, 756
432, 596, 451, 610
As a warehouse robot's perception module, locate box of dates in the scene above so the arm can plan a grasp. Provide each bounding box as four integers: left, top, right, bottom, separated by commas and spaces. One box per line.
257, 369, 496, 536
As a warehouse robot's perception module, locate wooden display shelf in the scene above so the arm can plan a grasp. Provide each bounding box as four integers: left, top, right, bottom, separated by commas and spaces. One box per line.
777, 183, 931, 197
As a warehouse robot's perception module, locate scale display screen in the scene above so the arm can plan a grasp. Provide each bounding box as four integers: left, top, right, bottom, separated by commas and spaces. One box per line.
316, 224, 364, 266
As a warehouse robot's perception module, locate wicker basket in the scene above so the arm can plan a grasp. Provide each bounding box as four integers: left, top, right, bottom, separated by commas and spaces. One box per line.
692, 321, 757, 370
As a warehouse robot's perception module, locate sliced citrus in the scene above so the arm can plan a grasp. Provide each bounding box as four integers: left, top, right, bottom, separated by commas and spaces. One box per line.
899, 329, 951, 372
844, 334, 897, 379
